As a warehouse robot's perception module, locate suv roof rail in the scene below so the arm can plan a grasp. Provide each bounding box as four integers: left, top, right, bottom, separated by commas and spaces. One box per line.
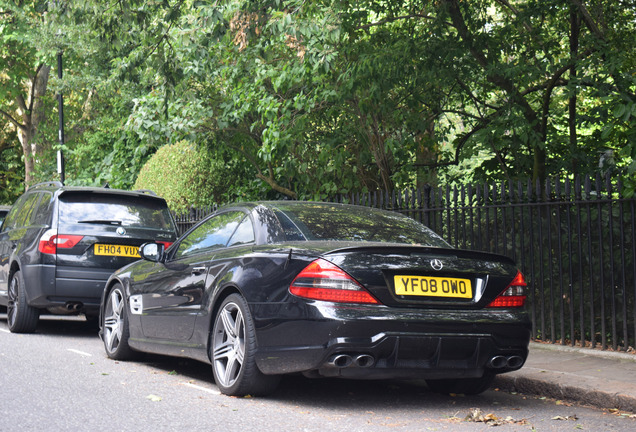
133, 189, 158, 196
31, 181, 63, 189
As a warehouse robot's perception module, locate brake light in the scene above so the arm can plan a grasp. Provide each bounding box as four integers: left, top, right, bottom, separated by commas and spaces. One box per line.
487, 271, 527, 308
157, 241, 173, 249
38, 230, 84, 255
290, 259, 380, 304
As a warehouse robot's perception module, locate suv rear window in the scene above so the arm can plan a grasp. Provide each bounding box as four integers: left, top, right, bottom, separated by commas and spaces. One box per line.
58, 193, 175, 230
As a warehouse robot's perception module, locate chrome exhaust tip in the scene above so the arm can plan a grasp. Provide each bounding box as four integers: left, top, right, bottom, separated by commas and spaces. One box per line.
506, 355, 525, 369
488, 355, 508, 369
327, 354, 353, 368
354, 354, 375, 368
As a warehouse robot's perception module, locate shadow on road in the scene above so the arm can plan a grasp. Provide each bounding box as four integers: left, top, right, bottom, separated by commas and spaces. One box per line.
136, 351, 510, 409
0, 313, 99, 338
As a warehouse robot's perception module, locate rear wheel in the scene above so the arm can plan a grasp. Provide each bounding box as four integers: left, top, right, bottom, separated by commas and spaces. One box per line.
426, 373, 495, 395
102, 284, 137, 360
210, 294, 280, 396
7, 270, 40, 333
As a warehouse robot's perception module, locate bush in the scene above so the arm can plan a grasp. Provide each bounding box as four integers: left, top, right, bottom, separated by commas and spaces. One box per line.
134, 141, 216, 213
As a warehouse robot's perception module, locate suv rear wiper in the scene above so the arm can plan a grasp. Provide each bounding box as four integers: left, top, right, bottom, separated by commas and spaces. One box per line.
78, 220, 123, 225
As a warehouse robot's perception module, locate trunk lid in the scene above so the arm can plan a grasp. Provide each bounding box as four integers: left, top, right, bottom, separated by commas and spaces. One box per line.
317, 244, 519, 309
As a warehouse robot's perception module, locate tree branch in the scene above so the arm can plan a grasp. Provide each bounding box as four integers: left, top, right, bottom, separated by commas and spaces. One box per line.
0, 108, 25, 131
356, 13, 439, 31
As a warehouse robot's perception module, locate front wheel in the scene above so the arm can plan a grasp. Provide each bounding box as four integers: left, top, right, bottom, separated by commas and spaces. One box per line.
7, 270, 39, 333
426, 373, 495, 395
102, 284, 137, 360
210, 294, 280, 396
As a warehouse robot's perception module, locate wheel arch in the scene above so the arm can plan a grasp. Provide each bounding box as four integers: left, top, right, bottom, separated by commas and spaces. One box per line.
205, 283, 243, 361
99, 277, 129, 333
8, 258, 21, 283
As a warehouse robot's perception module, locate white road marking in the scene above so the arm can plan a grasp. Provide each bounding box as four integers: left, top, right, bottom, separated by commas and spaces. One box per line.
182, 382, 221, 395
0, 328, 10, 334
67, 348, 92, 357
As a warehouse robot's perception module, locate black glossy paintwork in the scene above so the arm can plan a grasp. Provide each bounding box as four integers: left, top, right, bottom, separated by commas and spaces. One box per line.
100, 201, 531, 379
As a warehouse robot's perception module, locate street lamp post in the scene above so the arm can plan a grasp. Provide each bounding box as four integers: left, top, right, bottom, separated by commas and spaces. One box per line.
57, 50, 65, 185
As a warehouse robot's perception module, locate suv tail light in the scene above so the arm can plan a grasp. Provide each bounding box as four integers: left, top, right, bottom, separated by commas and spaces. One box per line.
290, 259, 380, 304
157, 241, 173, 249
38, 229, 84, 255
487, 271, 527, 308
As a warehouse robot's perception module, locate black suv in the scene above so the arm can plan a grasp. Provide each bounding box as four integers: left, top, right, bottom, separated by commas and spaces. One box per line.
0, 182, 178, 333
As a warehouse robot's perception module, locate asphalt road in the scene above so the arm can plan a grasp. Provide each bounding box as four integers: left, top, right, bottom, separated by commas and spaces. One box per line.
1, 313, 635, 431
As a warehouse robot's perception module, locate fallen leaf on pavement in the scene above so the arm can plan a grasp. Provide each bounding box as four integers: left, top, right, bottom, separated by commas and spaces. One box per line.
552, 415, 578, 421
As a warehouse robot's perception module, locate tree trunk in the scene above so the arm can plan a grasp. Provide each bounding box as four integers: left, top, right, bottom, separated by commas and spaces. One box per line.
16, 64, 51, 186
415, 121, 438, 189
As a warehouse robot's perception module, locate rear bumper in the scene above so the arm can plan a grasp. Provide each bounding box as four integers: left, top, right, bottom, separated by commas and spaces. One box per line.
252, 301, 531, 379
20, 264, 113, 312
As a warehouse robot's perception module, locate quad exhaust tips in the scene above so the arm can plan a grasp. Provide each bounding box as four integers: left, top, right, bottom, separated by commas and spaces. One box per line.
326, 353, 375, 369
488, 355, 524, 370
325, 353, 523, 370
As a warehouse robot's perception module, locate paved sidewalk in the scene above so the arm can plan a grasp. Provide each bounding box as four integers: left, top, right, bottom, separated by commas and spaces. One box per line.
494, 342, 636, 412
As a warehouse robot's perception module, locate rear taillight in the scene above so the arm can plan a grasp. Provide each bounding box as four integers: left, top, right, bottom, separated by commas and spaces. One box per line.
38, 229, 84, 255
290, 259, 380, 304
487, 271, 527, 308
157, 241, 173, 249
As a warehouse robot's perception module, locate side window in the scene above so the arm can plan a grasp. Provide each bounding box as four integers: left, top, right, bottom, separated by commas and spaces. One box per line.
175, 211, 246, 258
12, 193, 40, 229
2, 198, 24, 231
227, 216, 255, 247
31, 192, 53, 226
1, 195, 27, 231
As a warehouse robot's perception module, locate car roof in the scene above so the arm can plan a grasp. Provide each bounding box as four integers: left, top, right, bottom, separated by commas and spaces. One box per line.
221, 201, 381, 211
27, 182, 165, 201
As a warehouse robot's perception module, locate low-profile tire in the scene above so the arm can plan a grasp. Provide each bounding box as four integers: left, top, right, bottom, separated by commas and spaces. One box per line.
210, 294, 280, 396
7, 270, 40, 333
426, 373, 495, 396
102, 284, 137, 360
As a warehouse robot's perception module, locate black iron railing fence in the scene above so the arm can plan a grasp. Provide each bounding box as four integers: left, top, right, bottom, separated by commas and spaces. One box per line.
173, 174, 636, 352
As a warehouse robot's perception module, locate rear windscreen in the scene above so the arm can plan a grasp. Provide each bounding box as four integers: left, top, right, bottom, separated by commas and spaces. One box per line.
272, 204, 450, 247
58, 193, 175, 230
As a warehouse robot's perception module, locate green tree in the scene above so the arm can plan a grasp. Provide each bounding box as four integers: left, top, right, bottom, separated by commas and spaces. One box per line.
3, 0, 634, 201
0, 1, 54, 187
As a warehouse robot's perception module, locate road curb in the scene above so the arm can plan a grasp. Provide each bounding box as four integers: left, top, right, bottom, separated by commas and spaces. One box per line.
494, 373, 636, 413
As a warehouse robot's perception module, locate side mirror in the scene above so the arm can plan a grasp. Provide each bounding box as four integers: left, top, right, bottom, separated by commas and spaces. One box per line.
139, 242, 165, 263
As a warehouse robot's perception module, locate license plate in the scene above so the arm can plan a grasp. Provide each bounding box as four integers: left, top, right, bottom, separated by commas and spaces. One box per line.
394, 275, 472, 299
94, 244, 141, 258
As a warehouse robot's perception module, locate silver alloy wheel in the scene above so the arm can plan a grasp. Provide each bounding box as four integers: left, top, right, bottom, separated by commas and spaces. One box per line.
212, 301, 245, 388
103, 288, 125, 354
7, 275, 19, 327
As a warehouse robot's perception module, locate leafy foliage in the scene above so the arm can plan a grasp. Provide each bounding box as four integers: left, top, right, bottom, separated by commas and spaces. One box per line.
1, 0, 635, 200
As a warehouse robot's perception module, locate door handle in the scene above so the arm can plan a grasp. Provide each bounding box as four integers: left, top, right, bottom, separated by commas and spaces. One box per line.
192, 266, 207, 275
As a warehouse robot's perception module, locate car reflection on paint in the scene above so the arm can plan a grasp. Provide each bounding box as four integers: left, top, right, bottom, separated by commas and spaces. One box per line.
99, 201, 531, 397
0, 205, 10, 227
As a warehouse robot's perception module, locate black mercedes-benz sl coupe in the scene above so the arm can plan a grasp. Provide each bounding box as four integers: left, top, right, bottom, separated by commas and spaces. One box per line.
99, 201, 531, 396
